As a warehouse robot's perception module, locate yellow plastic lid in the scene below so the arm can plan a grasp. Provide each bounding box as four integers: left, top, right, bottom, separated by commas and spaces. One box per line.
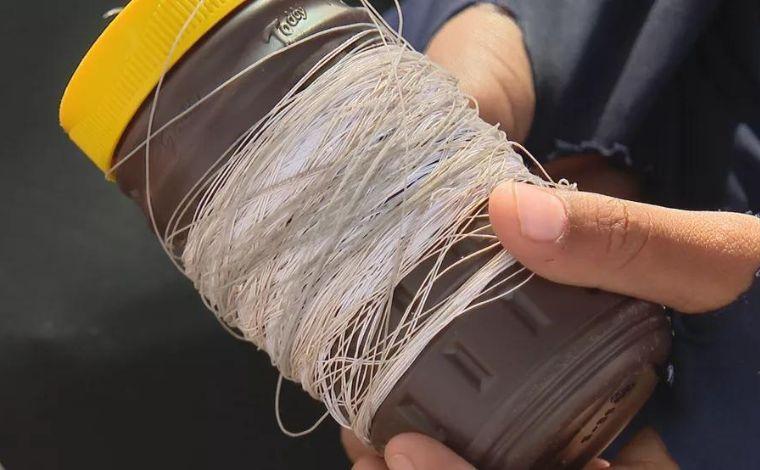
60, 0, 248, 176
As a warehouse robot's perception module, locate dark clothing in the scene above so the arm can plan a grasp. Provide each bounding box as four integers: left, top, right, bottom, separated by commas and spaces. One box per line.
386, 1, 760, 468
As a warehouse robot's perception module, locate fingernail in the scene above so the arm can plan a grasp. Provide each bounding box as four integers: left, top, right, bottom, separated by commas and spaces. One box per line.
513, 182, 567, 242
585, 458, 612, 469
387, 454, 415, 470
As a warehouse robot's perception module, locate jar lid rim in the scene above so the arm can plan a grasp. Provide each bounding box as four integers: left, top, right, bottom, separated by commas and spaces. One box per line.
60, 0, 249, 177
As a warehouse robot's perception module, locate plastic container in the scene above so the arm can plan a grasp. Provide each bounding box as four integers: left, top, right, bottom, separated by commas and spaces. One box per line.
60, 1, 671, 468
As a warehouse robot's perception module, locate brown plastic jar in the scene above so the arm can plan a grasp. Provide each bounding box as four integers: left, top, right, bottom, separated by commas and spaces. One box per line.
64, 1, 671, 468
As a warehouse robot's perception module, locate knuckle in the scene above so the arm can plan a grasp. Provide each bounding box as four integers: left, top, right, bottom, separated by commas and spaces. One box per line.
592, 196, 652, 269
593, 196, 629, 252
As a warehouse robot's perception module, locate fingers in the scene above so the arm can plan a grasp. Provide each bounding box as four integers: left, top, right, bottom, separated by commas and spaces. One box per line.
342, 428, 379, 463
383, 433, 475, 470
355, 430, 676, 469
611, 428, 679, 469
489, 181, 760, 313
583, 458, 612, 470
352, 455, 388, 470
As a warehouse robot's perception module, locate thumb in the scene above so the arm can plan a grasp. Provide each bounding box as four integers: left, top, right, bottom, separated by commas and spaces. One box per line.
489, 181, 760, 313
384, 433, 475, 470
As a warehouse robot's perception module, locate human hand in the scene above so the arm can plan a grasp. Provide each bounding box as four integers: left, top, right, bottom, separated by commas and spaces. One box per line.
344, 4, 760, 468
346, 426, 678, 469
346, 180, 760, 469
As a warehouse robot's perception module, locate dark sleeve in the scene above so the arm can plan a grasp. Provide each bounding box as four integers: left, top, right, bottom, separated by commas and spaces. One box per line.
383, 0, 484, 53
385, 0, 723, 199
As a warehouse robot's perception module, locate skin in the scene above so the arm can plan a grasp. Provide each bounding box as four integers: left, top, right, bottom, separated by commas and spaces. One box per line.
344, 4, 760, 469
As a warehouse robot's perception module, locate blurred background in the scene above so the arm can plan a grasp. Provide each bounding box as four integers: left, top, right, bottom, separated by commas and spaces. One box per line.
0, 1, 393, 468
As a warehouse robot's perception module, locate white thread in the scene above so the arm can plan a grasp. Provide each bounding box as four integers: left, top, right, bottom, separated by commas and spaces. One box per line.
126, 0, 563, 443
178, 42, 550, 440
102, 7, 123, 20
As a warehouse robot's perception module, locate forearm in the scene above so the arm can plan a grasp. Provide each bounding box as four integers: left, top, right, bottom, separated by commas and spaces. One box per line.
425, 3, 535, 141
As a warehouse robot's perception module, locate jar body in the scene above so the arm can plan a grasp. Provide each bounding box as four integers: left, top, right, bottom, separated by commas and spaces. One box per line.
112, 1, 671, 468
